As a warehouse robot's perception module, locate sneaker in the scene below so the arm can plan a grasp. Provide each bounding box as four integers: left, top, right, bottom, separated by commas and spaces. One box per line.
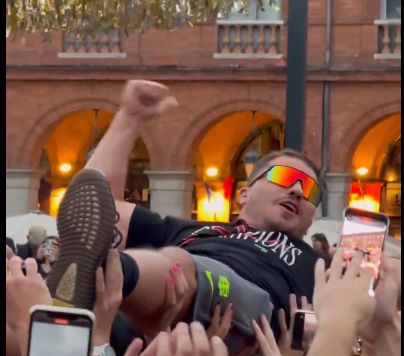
46, 168, 121, 309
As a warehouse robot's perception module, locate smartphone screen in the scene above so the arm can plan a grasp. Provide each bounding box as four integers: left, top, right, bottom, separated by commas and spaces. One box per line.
291, 310, 317, 351
340, 208, 389, 279
28, 308, 93, 356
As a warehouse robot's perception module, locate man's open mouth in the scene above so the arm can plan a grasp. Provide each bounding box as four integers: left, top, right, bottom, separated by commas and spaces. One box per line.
279, 201, 299, 215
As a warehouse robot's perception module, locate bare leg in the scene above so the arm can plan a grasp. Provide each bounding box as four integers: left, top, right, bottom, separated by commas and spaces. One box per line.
120, 247, 198, 335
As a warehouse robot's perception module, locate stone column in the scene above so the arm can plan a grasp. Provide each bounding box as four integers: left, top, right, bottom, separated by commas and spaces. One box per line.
6, 169, 44, 217
325, 173, 353, 220
145, 170, 194, 219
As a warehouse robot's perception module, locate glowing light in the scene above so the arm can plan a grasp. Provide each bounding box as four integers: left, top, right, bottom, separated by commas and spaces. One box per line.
349, 193, 380, 213
385, 172, 398, 182
50, 188, 66, 217
356, 167, 369, 176
59, 163, 72, 173
198, 191, 229, 222
206, 167, 219, 177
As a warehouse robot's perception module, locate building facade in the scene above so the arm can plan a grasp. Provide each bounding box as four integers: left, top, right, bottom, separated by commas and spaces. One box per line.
6, 0, 401, 238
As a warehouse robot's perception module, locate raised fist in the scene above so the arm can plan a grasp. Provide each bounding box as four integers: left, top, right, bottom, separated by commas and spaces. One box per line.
121, 80, 178, 118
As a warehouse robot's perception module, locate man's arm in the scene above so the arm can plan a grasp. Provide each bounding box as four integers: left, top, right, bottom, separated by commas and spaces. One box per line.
85, 80, 177, 246
86, 108, 140, 201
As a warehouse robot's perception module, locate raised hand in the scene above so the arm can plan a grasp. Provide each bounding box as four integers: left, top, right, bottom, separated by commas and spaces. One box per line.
278, 295, 311, 356
144, 262, 189, 343
206, 303, 233, 339
313, 249, 376, 329
93, 249, 124, 346
252, 315, 282, 356
359, 254, 401, 342
124, 322, 229, 356
121, 80, 178, 118
6, 256, 52, 356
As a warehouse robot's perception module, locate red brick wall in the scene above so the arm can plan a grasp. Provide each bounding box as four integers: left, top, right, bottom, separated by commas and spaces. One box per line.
6, 0, 401, 176
6, 0, 399, 69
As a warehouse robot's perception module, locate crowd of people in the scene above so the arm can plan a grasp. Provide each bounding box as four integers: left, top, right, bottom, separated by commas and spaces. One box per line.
6, 80, 401, 356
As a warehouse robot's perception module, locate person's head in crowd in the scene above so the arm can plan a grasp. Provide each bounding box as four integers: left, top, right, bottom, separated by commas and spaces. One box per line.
238, 149, 321, 238
36, 235, 60, 264
311, 233, 330, 255
27, 225, 47, 247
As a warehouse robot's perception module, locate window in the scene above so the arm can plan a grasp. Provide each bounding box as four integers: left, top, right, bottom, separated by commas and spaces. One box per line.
218, 0, 281, 21
382, 0, 401, 19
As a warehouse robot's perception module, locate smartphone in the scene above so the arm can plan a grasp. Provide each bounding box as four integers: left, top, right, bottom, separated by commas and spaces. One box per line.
291, 309, 317, 351
339, 207, 390, 281
28, 305, 94, 356
44, 240, 53, 256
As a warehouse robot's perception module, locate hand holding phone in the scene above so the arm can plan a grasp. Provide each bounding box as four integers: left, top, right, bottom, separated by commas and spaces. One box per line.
339, 208, 389, 282
28, 305, 94, 356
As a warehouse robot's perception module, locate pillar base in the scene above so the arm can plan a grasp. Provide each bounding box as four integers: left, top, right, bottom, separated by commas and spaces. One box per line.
325, 172, 353, 220
145, 170, 194, 218
6, 169, 44, 217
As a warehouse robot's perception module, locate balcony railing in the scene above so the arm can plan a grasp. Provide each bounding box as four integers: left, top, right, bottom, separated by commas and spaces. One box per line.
374, 19, 401, 60
214, 20, 284, 59
58, 28, 126, 59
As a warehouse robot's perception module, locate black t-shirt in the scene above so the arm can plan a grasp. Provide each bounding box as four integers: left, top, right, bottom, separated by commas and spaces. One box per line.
128, 205, 320, 313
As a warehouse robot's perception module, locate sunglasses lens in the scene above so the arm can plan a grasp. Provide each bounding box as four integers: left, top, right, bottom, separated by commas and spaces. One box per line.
266, 166, 321, 206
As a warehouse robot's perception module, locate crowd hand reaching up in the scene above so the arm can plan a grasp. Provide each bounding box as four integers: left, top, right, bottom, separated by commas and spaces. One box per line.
307, 249, 376, 356
6, 257, 52, 355
124, 322, 229, 356
314, 249, 375, 328
121, 80, 178, 119
145, 262, 233, 344
235, 314, 282, 356
358, 254, 401, 356
278, 295, 311, 356
144, 262, 188, 343
93, 249, 124, 347
252, 315, 282, 356
206, 303, 233, 339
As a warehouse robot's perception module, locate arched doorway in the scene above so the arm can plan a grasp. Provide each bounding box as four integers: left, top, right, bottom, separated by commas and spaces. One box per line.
192, 110, 284, 222
349, 112, 401, 238
38, 109, 151, 216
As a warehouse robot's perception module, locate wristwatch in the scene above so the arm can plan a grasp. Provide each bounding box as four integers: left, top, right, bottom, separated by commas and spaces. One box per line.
93, 344, 116, 356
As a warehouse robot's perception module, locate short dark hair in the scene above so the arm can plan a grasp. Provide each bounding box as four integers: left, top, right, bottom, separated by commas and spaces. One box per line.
247, 148, 321, 186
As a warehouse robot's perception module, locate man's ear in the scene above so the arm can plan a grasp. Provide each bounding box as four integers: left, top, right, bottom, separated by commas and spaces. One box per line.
238, 187, 250, 206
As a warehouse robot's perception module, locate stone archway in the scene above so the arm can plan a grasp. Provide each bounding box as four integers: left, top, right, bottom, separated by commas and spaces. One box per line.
332, 101, 401, 172
13, 98, 119, 169
179, 100, 284, 222
171, 99, 285, 169
12, 97, 161, 170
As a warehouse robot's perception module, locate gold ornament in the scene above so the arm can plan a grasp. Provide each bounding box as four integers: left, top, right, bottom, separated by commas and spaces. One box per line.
6, 0, 280, 38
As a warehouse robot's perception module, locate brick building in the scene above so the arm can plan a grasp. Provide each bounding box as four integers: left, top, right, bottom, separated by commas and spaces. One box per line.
6, 0, 401, 238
